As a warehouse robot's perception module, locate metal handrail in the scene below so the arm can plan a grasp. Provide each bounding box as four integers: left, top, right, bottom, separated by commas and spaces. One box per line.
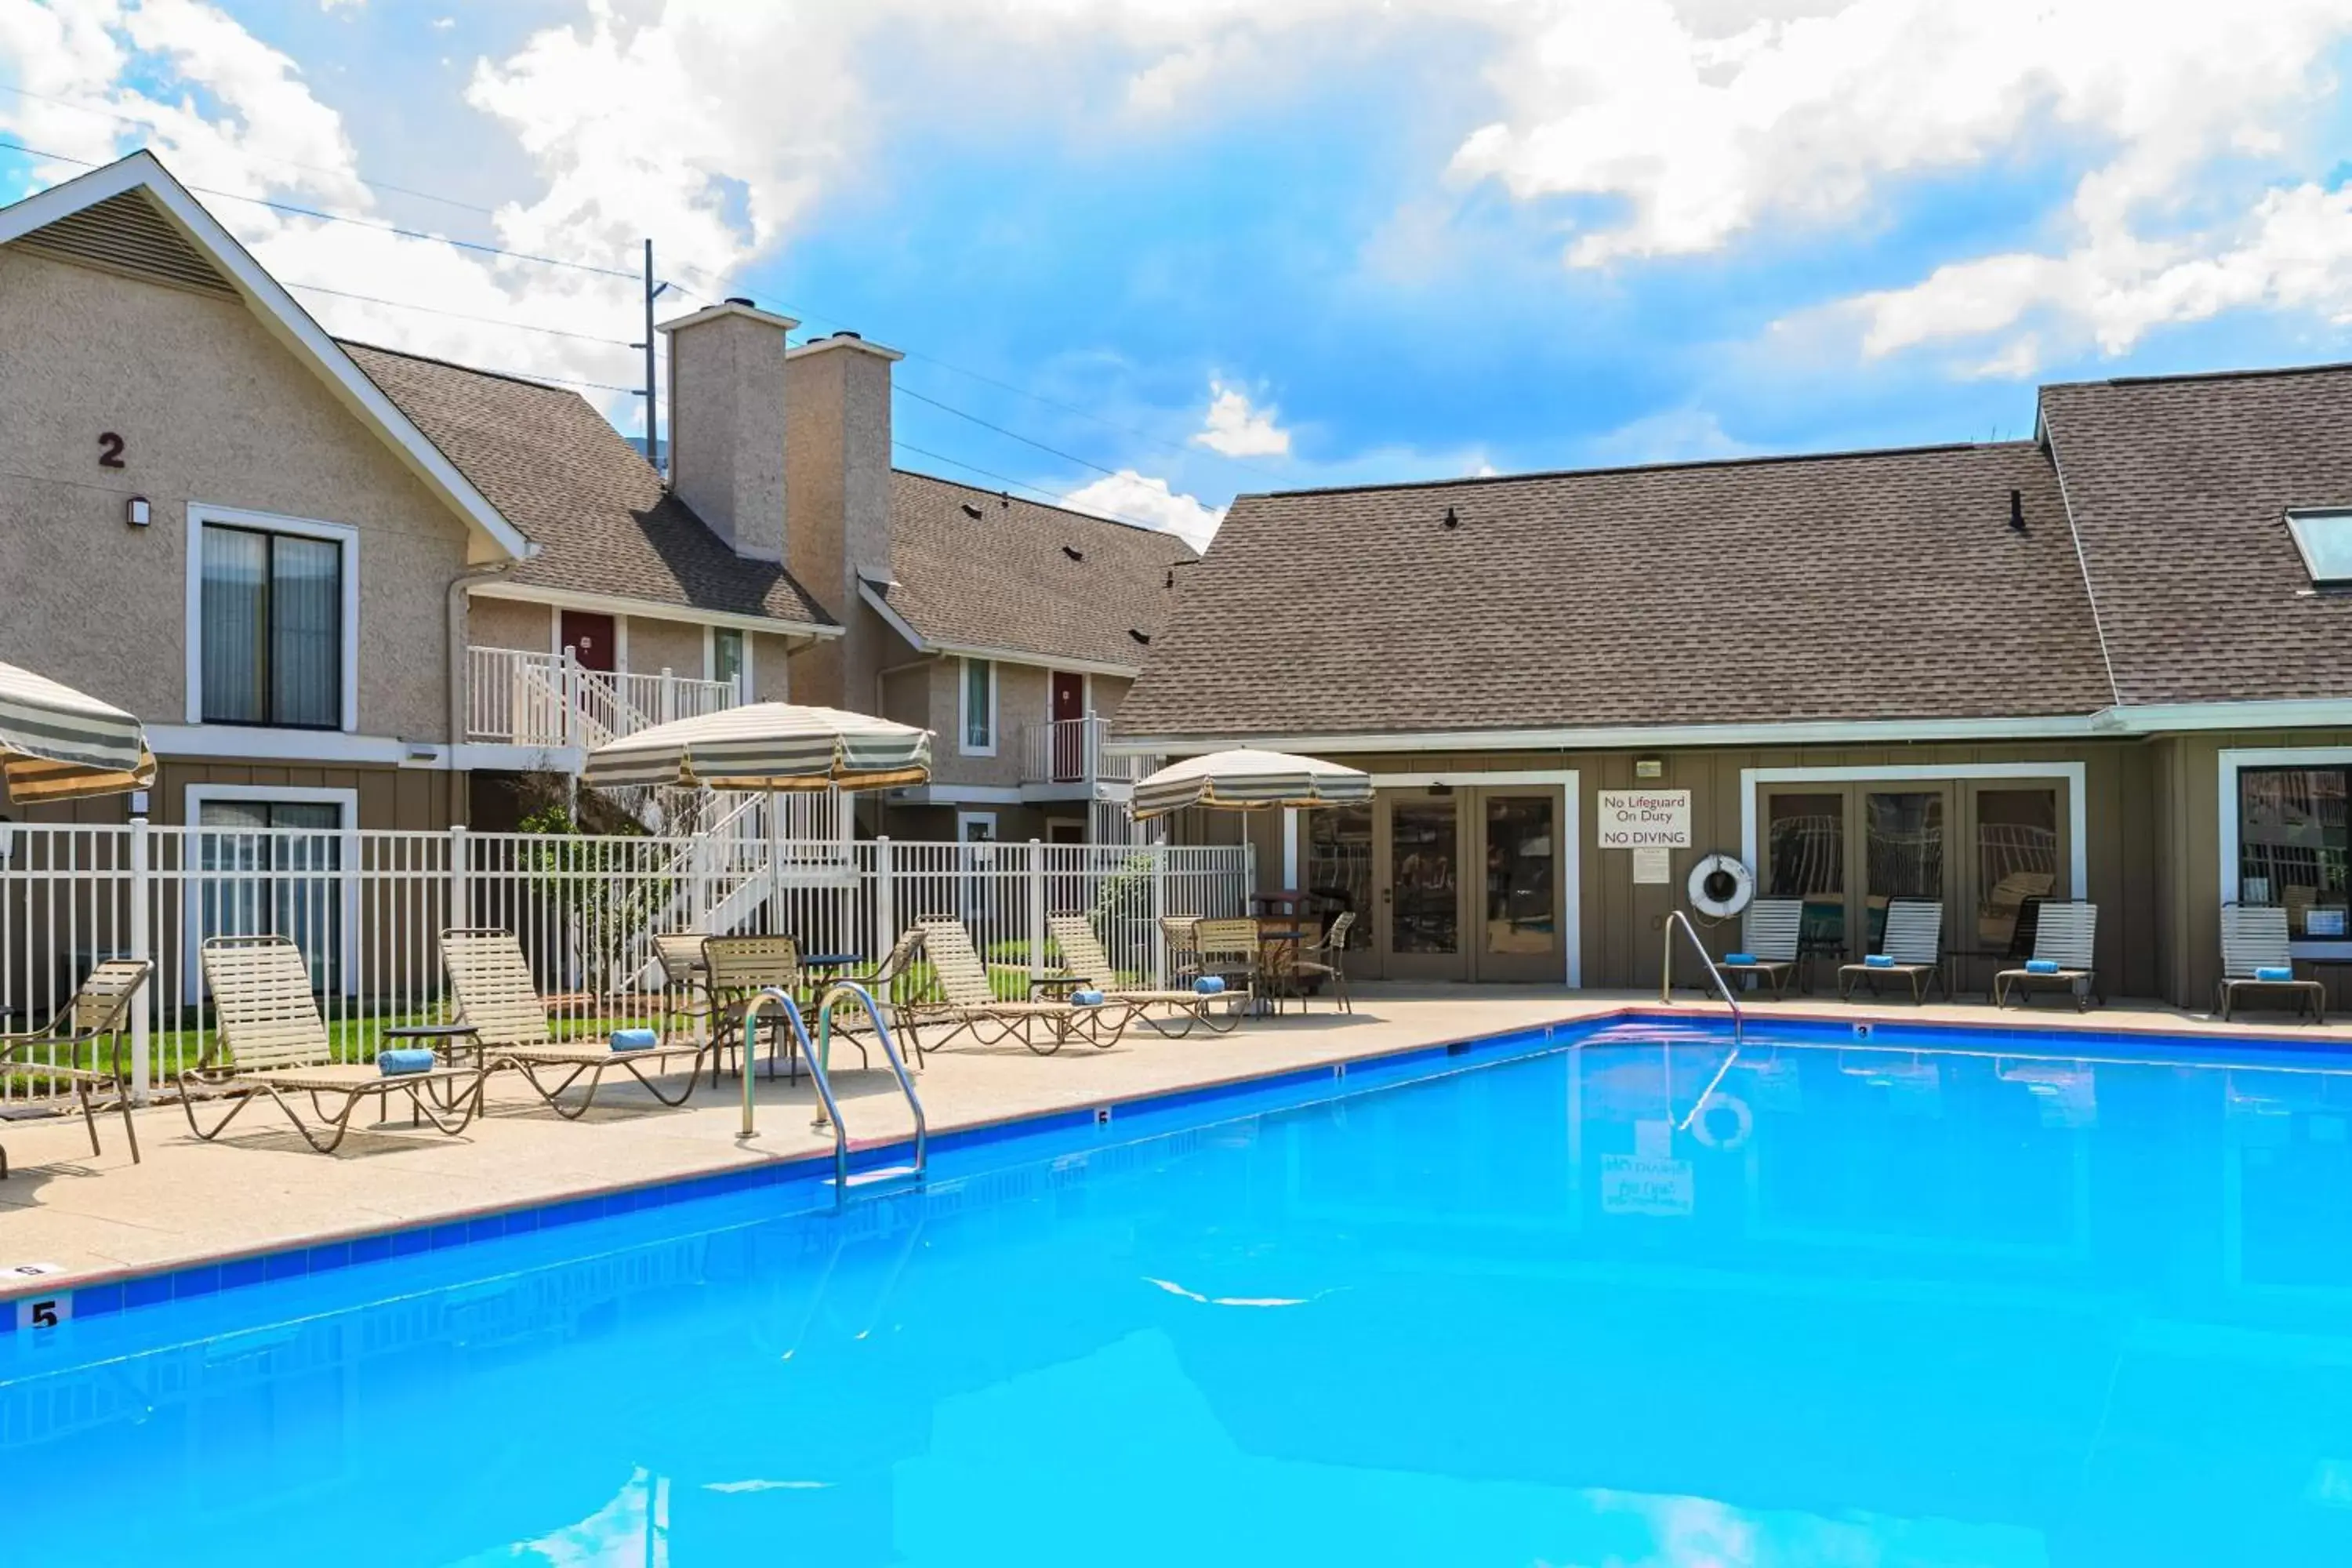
735, 982, 927, 1191
1660, 909, 1744, 1047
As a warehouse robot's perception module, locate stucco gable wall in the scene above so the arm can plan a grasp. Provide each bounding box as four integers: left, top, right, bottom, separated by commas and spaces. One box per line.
0, 247, 470, 739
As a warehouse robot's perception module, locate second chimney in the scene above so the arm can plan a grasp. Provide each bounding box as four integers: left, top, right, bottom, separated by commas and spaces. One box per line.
659, 298, 797, 561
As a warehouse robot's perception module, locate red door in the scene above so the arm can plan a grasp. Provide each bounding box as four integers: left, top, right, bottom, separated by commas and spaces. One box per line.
1051, 672, 1086, 781
560, 612, 616, 673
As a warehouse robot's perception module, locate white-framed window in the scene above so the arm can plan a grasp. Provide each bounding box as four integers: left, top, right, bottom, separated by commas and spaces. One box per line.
2286, 509, 2352, 586
707, 626, 750, 695
185, 504, 358, 731
183, 784, 359, 996
960, 657, 996, 755
958, 809, 999, 844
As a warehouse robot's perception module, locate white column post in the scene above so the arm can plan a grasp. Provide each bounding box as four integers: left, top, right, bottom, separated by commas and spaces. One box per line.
446, 822, 470, 940
766, 790, 784, 935
1027, 839, 1047, 981
873, 837, 896, 965
1149, 843, 1167, 989
128, 815, 151, 1103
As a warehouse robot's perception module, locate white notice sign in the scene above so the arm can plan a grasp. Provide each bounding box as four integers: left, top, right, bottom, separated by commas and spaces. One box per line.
1600, 1153, 1694, 1218
1632, 845, 1671, 884
1597, 789, 1691, 850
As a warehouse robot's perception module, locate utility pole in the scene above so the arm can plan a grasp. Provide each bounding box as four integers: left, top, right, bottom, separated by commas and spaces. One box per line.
636, 238, 671, 480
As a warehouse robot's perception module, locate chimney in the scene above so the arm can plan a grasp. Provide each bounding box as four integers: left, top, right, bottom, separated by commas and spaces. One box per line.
658, 298, 797, 561
786, 331, 903, 709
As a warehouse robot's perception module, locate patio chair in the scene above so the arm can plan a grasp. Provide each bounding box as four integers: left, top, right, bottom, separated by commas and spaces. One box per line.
1181, 918, 1265, 1011
1159, 916, 1201, 983
183, 936, 485, 1154
1837, 899, 1946, 1005
1993, 902, 2100, 1010
1719, 899, 1802, 999
0, 957, 151, 1175
904, 917, 1119, 1056
1287, 911, 1356, 1014
2216, 904, 2328, 1022
702, 932, 857, 1083
651, 931, 715, 1045
440, 928, 719, 1120
1044, 913, 1242, 1037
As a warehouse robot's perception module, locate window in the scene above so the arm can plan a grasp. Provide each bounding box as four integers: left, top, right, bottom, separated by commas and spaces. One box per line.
190, 791, 353, 995
2238, 766, 2350, 939
2287, 510, 2352, 586
199, 522, 344, 728
960, 657, 996, 754
710, 627, 746, 693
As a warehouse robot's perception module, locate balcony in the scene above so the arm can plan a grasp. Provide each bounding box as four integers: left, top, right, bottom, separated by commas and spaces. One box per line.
466, 647, 741, 753
1018, 716, 1155, 797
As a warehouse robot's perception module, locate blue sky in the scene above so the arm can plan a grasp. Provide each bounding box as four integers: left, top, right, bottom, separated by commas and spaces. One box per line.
7, 1, 2352, 544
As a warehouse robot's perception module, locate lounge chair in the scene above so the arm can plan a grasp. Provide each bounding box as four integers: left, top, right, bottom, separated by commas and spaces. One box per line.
1287, 911, 1356, 1014
2216, 904, 2328, 1022
1044, 913, 1242, 1036
440, 928, 718, 1119
1993, 902, 2100, 1010
1719, 899, 1802, 999
1838, 899, 1946, 1004
904, 917, 1118, 1055
183, 935, 485, 1153
0, 957, 151, 1175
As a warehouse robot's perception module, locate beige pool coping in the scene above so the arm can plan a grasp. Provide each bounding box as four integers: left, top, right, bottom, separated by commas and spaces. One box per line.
5, 985, 2350, 1297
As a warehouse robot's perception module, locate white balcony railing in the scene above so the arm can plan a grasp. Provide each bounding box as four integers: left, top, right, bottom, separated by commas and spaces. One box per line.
467, 647, 742, 750
1018, 716, 1153, 789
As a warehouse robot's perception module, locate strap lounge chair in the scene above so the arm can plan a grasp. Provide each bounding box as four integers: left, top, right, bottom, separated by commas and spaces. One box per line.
1044, 913, 1242, 1036
0, 957, 151, 1175
2216, 905, 2328, 1022
1838, 899, 1947, 1004
905, 917, 1117, 1056
440, 928, 718, 1119
183, 935, 485, 1154
1993, 902, 2100, 1010
1719, 899, 1802, 999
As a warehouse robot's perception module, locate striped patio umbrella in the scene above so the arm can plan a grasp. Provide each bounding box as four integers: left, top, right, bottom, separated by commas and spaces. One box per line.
1130, 749, 1371, 821
581, 702, 931, 793
0, 659, 156, 805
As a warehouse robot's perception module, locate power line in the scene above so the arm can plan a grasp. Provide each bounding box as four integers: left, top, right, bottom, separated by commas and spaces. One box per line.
891, 440, 1196, 538
893, 383, 1123, 481
0, 82, 504, 216
0, 137, 637, 279
285, 280, 637, 347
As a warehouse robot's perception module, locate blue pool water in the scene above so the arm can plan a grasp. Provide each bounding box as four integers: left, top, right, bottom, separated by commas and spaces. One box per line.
11, 1014, 2352, 1565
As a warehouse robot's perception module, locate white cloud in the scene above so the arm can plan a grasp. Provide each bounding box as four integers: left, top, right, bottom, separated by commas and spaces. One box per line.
1061, 469, 1227, 549
1192, 379, 1290, 457
1581, 407, 1755, 466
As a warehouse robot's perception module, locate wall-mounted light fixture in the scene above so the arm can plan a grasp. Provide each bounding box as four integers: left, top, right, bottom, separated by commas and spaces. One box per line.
1634, 757, 1665, 779
125, 495, 151, 528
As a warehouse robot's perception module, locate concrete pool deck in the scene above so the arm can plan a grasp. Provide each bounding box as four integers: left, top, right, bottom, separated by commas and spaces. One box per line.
6, 985, 2352, 1294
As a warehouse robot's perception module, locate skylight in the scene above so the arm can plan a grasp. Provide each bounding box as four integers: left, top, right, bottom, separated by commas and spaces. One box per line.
2287, 510, 2352, 585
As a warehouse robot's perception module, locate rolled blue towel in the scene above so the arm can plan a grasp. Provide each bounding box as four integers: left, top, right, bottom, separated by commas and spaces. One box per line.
2256, 965, 2295, 982
377, 1048, 436, 1076
610, 1027, 659, 1052
2024, 958, 2060, 975
1864, 954, 1896, 969
1193, 976, 1226, 995
1723, 953, 1756, 967
1071, 989, 1106, 1007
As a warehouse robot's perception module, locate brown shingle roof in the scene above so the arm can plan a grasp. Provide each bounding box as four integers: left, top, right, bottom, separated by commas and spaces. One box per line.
2039, 362, 2352, 708
343, 342, 833, 627
1117, 441, 2111, 741
877, 470, 1197, 670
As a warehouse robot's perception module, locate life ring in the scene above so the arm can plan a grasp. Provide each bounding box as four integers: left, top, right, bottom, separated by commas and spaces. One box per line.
1688, 853, 1755, 920
1690, 1092, 1752, 1151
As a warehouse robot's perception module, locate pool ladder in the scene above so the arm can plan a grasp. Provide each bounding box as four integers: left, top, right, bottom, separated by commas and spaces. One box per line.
1659, 909, 1744, 1047
739, 982, 928, 1194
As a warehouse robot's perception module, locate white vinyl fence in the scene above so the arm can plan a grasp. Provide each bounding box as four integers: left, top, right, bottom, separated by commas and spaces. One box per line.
0, 820, 1250, 1105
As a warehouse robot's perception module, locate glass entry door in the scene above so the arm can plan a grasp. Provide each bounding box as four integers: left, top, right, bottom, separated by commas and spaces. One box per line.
1373, 787, 1565, 982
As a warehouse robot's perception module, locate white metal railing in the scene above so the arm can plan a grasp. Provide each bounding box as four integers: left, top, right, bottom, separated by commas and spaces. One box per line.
0, 822, 1248, 1107
1018, 716, 1155, 789
465, 646, 742, 750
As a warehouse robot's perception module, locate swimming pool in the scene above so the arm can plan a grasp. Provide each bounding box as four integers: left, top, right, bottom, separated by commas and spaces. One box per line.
9, 1012, 2352, 1565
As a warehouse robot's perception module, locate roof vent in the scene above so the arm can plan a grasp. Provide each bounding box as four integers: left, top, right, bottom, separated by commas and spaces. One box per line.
833, 330, 863, 341
724, 295, 757, 307
960, 502, 983, 520
1062, 545, 1085, 562
2008, 488, 2026, 532
1442, 506, 1461, 531
1000, 492, 1012, 510
1164, 569, 1174, 589
1130, 629, 1152, 647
